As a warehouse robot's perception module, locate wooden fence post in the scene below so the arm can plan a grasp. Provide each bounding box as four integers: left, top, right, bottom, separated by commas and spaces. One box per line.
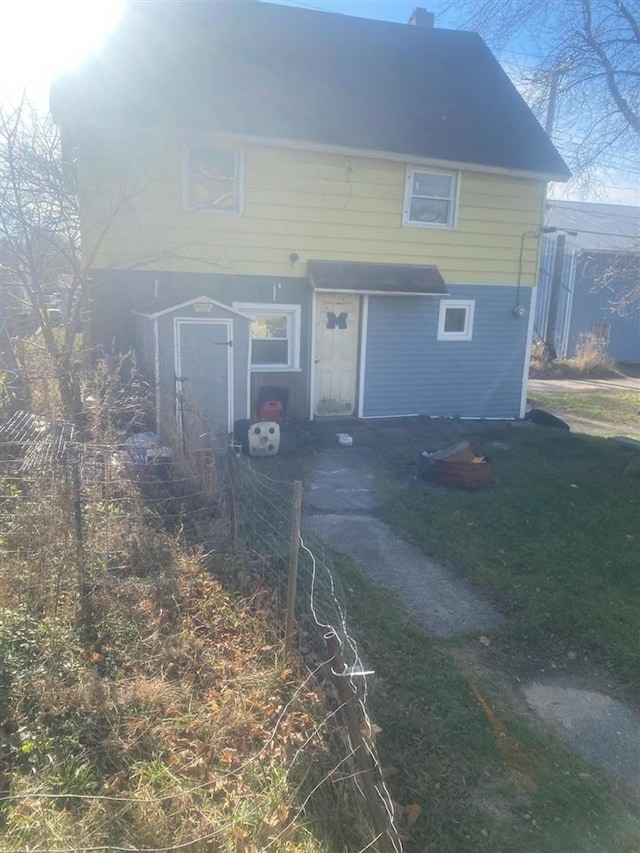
325, 631, 397, 853
284, 480, 303, 655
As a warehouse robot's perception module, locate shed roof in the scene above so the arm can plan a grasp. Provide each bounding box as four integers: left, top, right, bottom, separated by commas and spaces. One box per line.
51, 1, 569, 180
134, 295, 251, 320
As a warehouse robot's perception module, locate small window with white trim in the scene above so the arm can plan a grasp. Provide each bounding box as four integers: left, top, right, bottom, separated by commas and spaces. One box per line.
233, 303, 301, 371
437, 299, 475, 341
184, 143, 242, 213
403, 168, 458, 228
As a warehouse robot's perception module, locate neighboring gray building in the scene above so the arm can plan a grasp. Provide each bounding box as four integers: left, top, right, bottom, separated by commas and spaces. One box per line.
536, 201, 640, 363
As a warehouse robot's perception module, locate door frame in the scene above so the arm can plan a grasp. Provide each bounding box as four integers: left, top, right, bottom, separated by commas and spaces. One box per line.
310, 291, 369, 419
174, 318, 233, 434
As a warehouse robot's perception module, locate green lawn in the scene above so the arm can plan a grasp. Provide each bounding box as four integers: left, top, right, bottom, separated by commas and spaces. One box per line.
373, 423, 640, 693
338, 553, 640, 853
529, 391, 640, 434
263, 423, 640, 850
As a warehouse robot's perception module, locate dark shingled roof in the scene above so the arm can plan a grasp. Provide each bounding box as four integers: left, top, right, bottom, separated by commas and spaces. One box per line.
309, 260, 448, 295
51, 0, 570, 179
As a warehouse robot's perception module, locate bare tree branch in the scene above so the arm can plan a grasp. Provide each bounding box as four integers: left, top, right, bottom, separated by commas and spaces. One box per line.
444, 0, 640, 180
615, 0, 640, 42
581, 0, 640, 133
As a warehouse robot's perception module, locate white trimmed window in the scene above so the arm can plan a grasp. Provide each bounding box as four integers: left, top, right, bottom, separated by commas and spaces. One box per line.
403, 168, 458, 228
184, 143, 243, 213
233, 303, 301, 371
437, 299, 475, 341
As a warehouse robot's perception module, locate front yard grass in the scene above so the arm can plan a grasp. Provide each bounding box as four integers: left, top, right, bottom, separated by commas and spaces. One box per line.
373, 422, 640, 696
261, 421, 640, 850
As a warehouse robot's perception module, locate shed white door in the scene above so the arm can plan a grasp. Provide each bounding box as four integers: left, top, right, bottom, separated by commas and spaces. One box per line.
176, 320, 232, 435
314, 293, 360, 416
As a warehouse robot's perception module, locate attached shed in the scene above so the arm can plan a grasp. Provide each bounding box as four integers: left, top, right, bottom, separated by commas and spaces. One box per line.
134, 296, 250, 439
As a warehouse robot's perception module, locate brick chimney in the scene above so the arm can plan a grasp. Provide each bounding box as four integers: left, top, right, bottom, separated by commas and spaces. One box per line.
408, 8, 435, 27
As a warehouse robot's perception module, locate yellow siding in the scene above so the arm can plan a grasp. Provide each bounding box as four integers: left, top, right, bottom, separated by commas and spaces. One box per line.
78, 129, 547, 285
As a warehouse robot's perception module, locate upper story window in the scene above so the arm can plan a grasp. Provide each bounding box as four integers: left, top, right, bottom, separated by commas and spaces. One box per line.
184, 143, 243, 213
403, 168, 458, 228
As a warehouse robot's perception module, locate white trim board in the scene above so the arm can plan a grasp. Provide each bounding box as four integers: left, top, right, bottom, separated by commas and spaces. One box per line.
200, 130, 568, 183
308, 291, 317, 421
519, 286, 537, 419
363, 414, 520, 420
136, 296, 251, 321
313, 288, 445, 297
357, 295, 369, 419
153, 317, 161, 436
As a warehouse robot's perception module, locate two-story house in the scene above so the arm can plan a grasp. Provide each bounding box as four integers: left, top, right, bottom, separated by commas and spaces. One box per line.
51, 1, 569, 433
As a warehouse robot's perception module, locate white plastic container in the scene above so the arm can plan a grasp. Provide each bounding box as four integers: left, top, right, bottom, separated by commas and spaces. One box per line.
336, 433, 353, 447
248, 421, 280, 456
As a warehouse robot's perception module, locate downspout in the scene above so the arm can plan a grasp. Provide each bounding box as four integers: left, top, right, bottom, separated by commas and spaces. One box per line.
546, 233, 566, 357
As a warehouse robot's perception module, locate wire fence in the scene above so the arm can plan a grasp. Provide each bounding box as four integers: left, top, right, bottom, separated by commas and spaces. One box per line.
229, 451, 402, 853
0, 412, 402, 853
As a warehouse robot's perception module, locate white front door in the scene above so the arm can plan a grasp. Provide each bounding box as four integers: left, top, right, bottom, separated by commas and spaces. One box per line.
314, 293, 360, 416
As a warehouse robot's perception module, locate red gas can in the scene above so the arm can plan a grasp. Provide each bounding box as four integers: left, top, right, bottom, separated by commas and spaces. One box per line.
258, 400, 284, 424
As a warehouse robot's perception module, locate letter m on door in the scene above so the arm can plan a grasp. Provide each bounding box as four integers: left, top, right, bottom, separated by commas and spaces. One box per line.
326, 311, 348, 330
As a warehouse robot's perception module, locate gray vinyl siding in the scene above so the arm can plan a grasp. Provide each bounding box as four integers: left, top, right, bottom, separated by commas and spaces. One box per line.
363, 284, 532, 419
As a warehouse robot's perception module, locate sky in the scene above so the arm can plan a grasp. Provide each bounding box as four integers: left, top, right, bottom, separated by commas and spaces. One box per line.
0, 0, 125, 104
0, 0, 637, 205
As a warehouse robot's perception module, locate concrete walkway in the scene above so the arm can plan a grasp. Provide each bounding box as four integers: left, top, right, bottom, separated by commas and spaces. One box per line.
523, 680, 640, 799
304, 447, 501, 637
304, 443, 640, 802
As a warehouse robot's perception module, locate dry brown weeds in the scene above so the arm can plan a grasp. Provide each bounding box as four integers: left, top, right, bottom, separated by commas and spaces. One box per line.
529, 337, 621, 379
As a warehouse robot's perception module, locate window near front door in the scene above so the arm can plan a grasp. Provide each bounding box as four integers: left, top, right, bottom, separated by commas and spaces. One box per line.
184, 144, 242, 213
233, 303, 301, 371
437, 299, 475, 341
403, 168, 458, 228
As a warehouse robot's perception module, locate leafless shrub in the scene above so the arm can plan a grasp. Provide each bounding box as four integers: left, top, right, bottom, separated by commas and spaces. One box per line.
530, 336, 621, 378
